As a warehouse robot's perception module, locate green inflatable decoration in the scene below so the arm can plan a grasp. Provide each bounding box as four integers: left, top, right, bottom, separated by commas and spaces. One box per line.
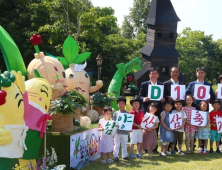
0, 26, 27, 79
55, 36, 91, 69
108, 57, 142, 110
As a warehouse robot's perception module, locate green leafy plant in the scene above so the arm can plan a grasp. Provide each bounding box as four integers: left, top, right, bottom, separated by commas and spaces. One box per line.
90, 92, 116, 108
49, 89, 87, 115
73, 117, 80, 127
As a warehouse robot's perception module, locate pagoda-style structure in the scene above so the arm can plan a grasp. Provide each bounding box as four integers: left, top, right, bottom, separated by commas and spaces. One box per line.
140, 0, 181, 82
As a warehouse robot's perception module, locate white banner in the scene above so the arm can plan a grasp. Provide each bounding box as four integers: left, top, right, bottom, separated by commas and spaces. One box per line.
140, 113, 157, 129
171, 85, 186, 100
217, 84, 222, 99
70, 128, 100, 169
102, 121, 118, 136
194, 85, 210, 100
191, 110, 207, 126
169, 112, 182, 130
216, 118, 222, 133
117, 113, 134, 131
148, 85, 164, 101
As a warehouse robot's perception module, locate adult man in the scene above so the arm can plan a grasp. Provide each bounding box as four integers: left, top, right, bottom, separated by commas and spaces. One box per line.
164, 66, 184, 152
164, 66, 184, 101
186, 67, 215, 110
139, 67, 164, 153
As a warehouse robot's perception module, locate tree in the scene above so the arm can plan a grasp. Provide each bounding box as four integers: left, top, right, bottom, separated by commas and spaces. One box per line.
121, 0, 151, 39
176, 27, 222, 84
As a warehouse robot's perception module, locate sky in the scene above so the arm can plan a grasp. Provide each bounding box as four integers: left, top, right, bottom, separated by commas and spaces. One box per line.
91, 0, 222, 41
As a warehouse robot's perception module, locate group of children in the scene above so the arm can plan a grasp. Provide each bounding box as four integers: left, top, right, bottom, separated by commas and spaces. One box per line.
97, 95, 222, 164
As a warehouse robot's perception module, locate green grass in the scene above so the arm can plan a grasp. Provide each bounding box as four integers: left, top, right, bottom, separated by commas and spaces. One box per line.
82, 134, 222, 170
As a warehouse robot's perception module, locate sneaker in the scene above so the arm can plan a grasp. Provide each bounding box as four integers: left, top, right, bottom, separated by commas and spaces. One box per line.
209, 148, 213, 154
165, 151, 171, 156
129, 153, 136, 159
203, 148, 207, 154
148, 153, 152, 157
159, 152, 166, 156
171, 150, 176, 155
136, 153, 143, 159
123, 157, 130, 160
198, 147, 203, 153
216, 148, 221, 154
178, 150, 185, 155
114, 157, 119, 161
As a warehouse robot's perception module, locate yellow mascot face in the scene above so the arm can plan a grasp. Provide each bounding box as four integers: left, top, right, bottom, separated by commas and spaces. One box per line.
25, 78, 52, 112
0, 71, 24, 125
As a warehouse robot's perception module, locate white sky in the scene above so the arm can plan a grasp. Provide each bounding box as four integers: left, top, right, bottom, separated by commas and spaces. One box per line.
91, 0, 222, 41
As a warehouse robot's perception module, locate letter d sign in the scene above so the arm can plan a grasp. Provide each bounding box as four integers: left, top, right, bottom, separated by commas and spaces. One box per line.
148, 85, 164, 101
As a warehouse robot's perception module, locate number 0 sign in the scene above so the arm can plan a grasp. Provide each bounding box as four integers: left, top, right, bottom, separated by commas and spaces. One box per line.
171, 85, 186, 100
194, 85, 210, 100
217, 84, 222, 99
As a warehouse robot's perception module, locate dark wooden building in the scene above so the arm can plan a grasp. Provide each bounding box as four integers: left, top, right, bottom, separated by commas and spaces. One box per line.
138, 0, 181, 83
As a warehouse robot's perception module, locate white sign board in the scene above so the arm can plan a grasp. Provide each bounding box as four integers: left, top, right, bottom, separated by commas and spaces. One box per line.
140, 113, 157, 129
148, 85, 164, 101
216, 118, 222, 133
169, 112, 182, 130
194, 85, 210, 100
102, 121, 119, 136
217, 84, 222, 99
117, 113, 134, 131
171, 85, 186, 100
191, 110, 207, 126
70, 128, 100, 169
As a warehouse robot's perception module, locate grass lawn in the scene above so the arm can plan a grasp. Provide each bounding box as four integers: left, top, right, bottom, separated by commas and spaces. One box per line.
82, 134, 222, 170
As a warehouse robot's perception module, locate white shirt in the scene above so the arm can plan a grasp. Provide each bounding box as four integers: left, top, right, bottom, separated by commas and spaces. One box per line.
171, 78, 179, 85
197, 80, 204, 85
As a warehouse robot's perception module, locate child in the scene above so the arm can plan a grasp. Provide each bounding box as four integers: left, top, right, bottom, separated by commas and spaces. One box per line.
170, 99, 187, 155
160, 101, 174, 156
98, 106, 114, 164
142, 102, 160, 157
182, 95, 197, 154
209, 99, 222, 153
112, 96, 130, 161
129, 97, 144, 159
195, 101, 210, 154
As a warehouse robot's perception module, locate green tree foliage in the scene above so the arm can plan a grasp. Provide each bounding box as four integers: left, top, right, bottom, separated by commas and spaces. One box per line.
121, 0, 151, 39
176, 28, 222, 84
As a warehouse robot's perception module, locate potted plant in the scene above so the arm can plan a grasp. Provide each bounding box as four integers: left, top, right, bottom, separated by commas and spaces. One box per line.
49, 89, 87, 133
90, 91, 116, 115
73, 117, 80, 131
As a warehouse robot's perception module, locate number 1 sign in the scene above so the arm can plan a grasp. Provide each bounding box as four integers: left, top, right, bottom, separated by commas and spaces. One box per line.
171, 85, 186, 100
194, 85, 210, 100
217, 84, 222, 99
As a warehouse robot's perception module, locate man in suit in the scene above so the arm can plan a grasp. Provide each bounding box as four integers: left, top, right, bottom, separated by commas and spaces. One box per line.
139, 67, 165, 153
186, 66, 215, 110
164, 66, 184, 152
186, 66, 215, 150
164, 66, 184, 101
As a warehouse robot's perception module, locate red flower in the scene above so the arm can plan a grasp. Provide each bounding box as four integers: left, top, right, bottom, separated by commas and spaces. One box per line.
64, 92, 67, 95
128, 76, 133, 82
30, 34, 42, 46
98, 92, 101, 94
82, 90, 85, 93
54, 66, 58, 72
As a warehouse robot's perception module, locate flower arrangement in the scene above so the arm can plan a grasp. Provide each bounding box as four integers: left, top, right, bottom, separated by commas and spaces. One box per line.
28, 147, 66, 170
90, 91, 116, 108
49, 88, 87, 115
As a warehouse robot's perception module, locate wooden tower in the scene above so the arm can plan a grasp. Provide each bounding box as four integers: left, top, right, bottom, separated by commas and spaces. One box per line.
140, 0, 181, 82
